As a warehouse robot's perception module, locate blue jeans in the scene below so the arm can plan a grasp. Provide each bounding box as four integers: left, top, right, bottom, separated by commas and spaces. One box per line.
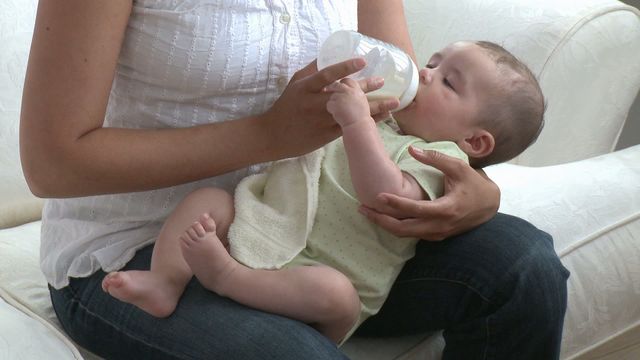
50, 213, 569, 359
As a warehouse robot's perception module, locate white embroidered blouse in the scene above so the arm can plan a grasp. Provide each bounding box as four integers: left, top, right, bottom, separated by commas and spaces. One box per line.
41, 0, 357, 289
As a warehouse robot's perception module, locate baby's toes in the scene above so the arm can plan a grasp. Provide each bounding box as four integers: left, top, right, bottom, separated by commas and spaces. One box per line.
102, 272, 121, 292
186, 225, 204, 241
180, 232, 196, 247
199, 213, 217, 233
187, 221, 205, 237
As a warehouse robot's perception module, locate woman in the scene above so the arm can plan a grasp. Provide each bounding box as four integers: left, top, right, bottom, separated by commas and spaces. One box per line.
20, 0, 568, 359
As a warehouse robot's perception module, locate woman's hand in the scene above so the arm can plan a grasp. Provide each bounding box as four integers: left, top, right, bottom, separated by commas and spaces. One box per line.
358, 147, 500, 240
260, 59, 398, 159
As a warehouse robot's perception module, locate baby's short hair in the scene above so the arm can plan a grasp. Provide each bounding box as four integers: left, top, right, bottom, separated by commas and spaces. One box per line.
470, 41, 545, 168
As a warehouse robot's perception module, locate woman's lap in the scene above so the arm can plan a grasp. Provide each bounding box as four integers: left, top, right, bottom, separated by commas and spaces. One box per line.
49, 245, 346, 360
50, 213, 569, 359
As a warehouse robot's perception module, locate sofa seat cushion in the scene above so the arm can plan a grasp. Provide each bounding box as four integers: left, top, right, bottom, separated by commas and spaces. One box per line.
0, 293, 82, 360
0, 222, 81, 359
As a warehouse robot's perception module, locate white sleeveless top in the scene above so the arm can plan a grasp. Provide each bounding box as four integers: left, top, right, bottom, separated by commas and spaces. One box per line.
41, 0, 357, 289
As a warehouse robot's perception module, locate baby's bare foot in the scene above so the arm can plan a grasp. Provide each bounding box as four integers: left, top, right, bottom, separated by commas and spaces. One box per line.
180, 214, 238, 296
101, 271, 182, 318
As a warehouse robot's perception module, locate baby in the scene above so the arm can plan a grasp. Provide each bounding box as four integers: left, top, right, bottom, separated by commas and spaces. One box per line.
102, 40, 545, 344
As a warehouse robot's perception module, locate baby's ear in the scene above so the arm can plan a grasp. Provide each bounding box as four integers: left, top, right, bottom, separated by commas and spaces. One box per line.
457, 130, 494, 159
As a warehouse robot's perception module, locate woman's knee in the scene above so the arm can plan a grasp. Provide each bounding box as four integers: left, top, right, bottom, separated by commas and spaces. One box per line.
515, 239, 570, 320
411, 213, 569, 317
479, 214, 570, 324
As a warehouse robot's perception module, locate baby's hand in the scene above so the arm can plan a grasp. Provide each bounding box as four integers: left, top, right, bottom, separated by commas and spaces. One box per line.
326, 78, 373, 128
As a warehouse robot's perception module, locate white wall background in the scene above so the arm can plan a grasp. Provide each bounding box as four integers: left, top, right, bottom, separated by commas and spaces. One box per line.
619, 0, 640, 149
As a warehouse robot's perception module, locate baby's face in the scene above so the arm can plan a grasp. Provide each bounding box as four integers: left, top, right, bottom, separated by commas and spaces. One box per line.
394, 41, 499, 143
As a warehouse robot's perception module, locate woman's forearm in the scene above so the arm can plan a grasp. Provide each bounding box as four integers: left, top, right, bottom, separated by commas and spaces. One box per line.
21, 118, 276, 198
19, 0, 276, 198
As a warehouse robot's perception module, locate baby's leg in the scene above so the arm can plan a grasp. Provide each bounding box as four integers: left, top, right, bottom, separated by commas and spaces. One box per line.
102, 187, 234, 317
181, 217, 360, 343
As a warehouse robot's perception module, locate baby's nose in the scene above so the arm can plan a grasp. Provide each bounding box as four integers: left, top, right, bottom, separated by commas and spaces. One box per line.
419, 67, 433, 84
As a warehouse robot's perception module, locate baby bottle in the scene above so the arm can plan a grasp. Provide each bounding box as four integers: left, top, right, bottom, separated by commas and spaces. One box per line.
317, 30, 419, 111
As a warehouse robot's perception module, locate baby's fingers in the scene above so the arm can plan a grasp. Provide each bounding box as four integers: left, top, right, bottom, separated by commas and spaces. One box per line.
358, 77, 385, 93
370, 98, 399, 120
323, 81, 344, 93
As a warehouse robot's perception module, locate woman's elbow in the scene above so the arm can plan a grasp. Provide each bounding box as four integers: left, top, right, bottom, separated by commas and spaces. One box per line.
21, 155, 53, 198
20, 142, 68, 198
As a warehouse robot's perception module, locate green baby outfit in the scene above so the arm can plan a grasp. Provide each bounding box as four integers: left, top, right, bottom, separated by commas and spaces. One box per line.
228, 120, 468, 341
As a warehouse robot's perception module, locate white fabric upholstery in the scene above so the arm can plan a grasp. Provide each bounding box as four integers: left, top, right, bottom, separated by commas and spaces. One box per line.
486, 145, 640, 359
0, 223, 81, 360
0, 0, 43, 229
0, 294, 81, 360
1, 0, 639, 359
0, 222, 100, 360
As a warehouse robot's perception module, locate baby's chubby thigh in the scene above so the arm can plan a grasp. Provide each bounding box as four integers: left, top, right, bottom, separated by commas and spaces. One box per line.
304, 209, 417, 323
282, 249, 362, 341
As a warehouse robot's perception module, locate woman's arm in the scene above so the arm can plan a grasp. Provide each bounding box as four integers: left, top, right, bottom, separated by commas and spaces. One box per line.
358, 0, 416, 61
20, 1, 384, 198
327, 79, 423, 208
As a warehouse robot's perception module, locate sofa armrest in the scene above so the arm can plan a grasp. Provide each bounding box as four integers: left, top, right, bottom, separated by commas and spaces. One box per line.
485, 145, 640, 358
485, 145, 639, 252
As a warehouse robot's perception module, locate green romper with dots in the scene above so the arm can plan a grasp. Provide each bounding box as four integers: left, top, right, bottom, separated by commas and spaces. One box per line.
282, 121, 468, 338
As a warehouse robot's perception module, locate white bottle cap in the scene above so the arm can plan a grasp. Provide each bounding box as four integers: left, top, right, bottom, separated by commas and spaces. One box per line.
396, 59, 419, 111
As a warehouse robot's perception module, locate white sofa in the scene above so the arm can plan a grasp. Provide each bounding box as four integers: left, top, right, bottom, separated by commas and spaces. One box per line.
1, 0, 639, 359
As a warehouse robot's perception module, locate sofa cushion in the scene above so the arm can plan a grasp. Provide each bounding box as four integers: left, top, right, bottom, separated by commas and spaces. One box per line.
0, 222, 55, 324
0, 293, 82, 360
0, 221, 80, 359
0, 221, 102, 360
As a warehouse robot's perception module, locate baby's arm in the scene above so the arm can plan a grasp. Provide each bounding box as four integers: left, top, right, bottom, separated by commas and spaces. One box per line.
326, 79, 427, 210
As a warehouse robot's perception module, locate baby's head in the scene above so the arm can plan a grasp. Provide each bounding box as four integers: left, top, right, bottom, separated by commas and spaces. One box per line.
393, 41, 545, 168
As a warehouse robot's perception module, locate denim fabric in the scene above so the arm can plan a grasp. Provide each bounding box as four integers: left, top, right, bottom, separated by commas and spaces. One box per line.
49, 245, 347, 360
50, 213, 569, 359
356, 213, 570, 359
